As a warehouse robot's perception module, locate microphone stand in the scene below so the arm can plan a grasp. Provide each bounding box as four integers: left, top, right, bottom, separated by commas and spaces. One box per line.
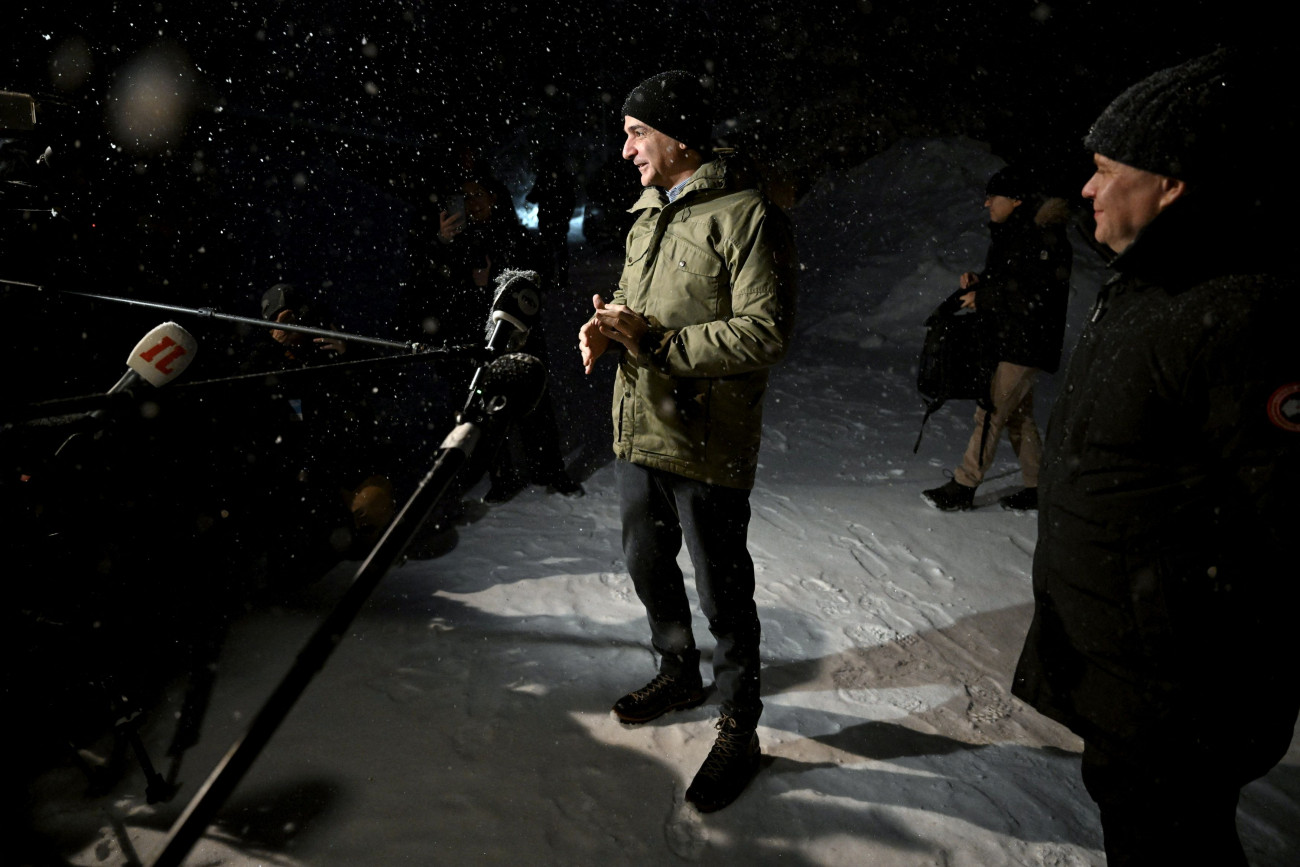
146, 353, 546, 867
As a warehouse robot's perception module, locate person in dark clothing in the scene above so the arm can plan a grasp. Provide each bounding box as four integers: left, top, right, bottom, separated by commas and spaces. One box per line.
1011, 48, 1299, 867
527, 147, 577, 291
259, 282, 351, 360
923, 165, 1072, 512
401, 177, 537, 347
248, 283, 394, 565
403, 177, 581, 500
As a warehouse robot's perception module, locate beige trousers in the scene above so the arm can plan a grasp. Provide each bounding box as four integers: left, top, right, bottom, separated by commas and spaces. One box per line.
953, 361, 1041, 489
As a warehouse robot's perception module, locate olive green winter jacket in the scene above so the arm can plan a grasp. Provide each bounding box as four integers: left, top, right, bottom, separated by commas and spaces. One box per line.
611, 156, 797, 489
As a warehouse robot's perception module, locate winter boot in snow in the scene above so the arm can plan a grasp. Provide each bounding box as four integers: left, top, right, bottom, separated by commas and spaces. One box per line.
685, 713, 761, 813
922, 479, 976, 511
999, 487, 1038, 511
612, 671, 706, 724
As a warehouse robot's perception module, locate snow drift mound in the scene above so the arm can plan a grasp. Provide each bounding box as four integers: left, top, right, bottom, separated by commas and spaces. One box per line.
791, 137, 1005, 354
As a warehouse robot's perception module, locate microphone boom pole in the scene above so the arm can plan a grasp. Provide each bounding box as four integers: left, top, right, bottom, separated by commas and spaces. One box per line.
62, 289, 423, 353
146, 353, 547, 867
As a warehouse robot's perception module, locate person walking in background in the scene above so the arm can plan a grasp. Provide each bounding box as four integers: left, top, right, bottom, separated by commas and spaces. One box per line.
923, 165, 1071, 512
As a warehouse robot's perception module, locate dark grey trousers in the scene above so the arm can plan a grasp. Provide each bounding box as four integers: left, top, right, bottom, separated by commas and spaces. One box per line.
617, 460, 762, 725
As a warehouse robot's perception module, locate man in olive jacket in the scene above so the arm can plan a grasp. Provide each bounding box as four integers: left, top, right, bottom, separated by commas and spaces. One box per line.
1011, 49, 1299, 866
579, 70, 796, 813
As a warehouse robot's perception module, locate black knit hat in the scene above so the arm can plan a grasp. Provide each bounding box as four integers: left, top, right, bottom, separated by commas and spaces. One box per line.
985, 165, 1037, 200
1084, 48, 1239, 182
621, 70, 713, 152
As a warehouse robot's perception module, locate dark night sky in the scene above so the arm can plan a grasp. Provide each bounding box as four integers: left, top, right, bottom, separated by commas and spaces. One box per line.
0, 0, 1277, 394
5, 1, 1269, 168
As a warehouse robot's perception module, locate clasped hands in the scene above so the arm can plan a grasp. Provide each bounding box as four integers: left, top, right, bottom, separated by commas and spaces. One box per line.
959, 271, 978, 309
579, 294, 649, 375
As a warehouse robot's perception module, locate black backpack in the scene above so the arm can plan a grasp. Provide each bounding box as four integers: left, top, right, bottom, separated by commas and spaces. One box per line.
914, 288, 996, 453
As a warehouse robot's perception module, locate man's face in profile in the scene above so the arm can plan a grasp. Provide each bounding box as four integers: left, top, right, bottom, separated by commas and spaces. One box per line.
622, 115, 690, 189
1082, 154, 1183, 253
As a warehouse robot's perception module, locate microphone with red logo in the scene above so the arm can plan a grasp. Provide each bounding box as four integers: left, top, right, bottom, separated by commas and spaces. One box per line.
46, 322, 198, 455
107, 321, 199, 396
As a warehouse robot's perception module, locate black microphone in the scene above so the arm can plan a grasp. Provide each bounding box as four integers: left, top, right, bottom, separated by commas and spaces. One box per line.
479, 352, 546, 421
483, 270, 541, 355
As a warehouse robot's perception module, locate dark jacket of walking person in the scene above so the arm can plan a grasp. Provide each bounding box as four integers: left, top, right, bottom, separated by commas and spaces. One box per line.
973, 185, 1071, 374
922, 167, 1072, 512
527, 148, 577, 291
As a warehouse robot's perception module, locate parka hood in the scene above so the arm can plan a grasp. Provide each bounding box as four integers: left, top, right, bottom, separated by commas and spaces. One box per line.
1033, 197, 1072, 228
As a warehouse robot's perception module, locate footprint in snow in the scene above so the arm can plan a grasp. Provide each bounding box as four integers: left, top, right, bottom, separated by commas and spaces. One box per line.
843, 621, 895, 647
965, 675, 1013, 726
1032, 842, 1094, 867
664, 797, 709, 859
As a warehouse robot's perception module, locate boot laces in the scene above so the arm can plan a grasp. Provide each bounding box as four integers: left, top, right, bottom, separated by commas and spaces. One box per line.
629, 672, 677, 702
698, 716, 749, 777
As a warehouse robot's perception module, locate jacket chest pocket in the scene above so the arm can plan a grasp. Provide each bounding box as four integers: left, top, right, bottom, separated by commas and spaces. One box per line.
651, 237, 729, 326
625, 226, 654, 269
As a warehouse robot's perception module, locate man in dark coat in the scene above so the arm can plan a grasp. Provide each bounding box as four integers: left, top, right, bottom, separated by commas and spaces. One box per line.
923, 165, 1072, 511
1011, 48, 1299, 866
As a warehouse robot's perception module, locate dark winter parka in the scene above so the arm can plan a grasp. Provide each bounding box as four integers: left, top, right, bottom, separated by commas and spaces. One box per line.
612, 155, 797, 489
975, 197, 1072, 372
1011, 196, 1300, 775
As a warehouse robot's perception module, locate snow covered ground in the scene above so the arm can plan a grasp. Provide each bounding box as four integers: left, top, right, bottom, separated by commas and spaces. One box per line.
27, 138, 1299, 866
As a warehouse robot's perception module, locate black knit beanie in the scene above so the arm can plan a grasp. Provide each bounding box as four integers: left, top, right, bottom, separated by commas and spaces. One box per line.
1084, 48, 1239, 182
621, 70, 713, 152
985, 165, 1037, 200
